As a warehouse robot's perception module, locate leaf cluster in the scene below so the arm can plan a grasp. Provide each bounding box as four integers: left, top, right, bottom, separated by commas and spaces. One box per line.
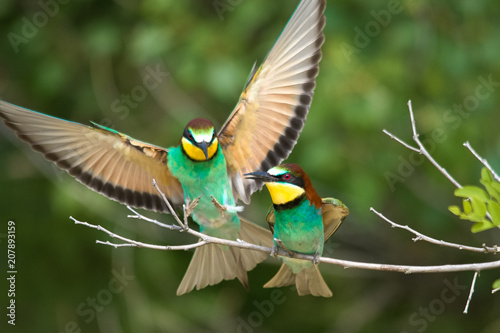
449, 168, 500, 233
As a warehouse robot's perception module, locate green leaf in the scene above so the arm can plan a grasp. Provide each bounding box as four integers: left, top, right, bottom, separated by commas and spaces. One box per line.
480, 168, 500, 202
487, 200, 500, 226
491, 181, 500, 194
463, 199, 472, 215
482, 182, 500, 203
471, 220, 494, 233
454, 186, 490, 202
481, 167, 492, 183
470, 197, 487, 220
448, 205, 462, 216
493, 278, 500, 290
489, 181, 500, 201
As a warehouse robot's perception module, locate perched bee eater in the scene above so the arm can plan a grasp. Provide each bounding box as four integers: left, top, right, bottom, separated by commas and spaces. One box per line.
245, 163, 349, 297
0, 0, 326, 295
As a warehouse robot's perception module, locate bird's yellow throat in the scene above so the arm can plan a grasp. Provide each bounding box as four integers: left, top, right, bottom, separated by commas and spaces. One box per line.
265, 182, 305, 205
181, 137, 218, 161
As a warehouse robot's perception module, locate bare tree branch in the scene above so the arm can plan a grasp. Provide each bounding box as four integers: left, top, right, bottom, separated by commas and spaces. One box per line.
71, 103, 500, 310
152, 179, 189, 229
463, 271, 479, 314
72, 209, 500, 274
378, 100, 500, 309
384, 100, 462, 188
382, 129, 419, 153
370, 207, 500, 254
463, 141, 500, 183
383, 100, 496, 227
70, 216, 207, 251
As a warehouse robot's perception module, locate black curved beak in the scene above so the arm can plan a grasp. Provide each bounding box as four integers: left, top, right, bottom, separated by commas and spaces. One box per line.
244, 171, 276, 182
198, 141, 209, 160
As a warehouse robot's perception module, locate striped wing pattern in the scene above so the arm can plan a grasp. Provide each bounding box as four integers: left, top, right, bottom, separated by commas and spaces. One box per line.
0, 101, 184, 213
219, 0, 326, 204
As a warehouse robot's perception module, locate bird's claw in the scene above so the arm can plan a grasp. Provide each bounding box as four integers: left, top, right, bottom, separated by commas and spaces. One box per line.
274, 238, 295, 257
185, 197, 200, 217
270, 245, 279, 257
313, 252, 320, 265
210, 195, 226, 217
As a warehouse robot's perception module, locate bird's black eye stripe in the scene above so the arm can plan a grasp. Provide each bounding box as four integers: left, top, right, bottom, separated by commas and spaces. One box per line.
184, 128, 194, 142
278, 172, 304, 188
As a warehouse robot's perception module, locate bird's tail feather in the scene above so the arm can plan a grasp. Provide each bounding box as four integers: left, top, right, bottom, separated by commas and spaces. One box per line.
177, 242, 247, 295
264, 263, 332, 298
263, 263, 296, 288
177, 218, 272, 295
295, 265, 332, 297
237, 217, 273, 271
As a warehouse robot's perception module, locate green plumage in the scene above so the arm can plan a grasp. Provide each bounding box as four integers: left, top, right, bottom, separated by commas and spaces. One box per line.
168, 138, 272, 296
245, 163, 347, 297
0, 0, 328, 296
273, 198, 323, 273
167, 144, 240, 240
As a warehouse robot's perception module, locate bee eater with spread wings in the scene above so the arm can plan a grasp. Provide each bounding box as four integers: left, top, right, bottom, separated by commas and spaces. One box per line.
0, 0, 326, 295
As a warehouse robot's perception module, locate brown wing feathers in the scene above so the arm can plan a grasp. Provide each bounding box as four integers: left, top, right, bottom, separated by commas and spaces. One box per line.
219, 0, 326, 203
0, 101, 184, 213
258, 1, 325, 172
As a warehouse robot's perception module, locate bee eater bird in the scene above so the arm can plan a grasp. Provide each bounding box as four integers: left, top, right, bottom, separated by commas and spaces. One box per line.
0, 0, 326, 295
245, 163, 349, 297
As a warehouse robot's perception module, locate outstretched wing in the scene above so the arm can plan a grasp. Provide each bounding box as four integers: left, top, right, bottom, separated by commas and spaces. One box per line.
265, 198, 349, 241
0, 101, 184, 213
218, 0, 326, 204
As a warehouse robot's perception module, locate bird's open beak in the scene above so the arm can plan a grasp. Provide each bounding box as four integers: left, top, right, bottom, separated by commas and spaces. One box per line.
244, 171, 275, 182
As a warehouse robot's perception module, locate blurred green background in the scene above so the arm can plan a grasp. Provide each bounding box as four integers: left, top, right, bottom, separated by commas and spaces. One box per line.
1, 0, 500, 332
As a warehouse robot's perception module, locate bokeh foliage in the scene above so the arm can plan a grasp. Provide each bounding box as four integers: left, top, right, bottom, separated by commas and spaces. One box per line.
1, 0, 500, 332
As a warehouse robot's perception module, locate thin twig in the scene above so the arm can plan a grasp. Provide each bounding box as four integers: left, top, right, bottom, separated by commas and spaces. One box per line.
389, 101, 498, 223
124, 207, 264, 252
463, 141, 500, 183
152, 179, 187, 229
72, 213, 500, 274
73, 165, 500, 277
96, 241, 136, 248
463, 271, 479, 314
407, 100, 463, 188
275, 238, 295, 257
384, 101, 462, 188
382, 129, 420, 153
70, 216, 208, 250
126, 206, 181, 231
370, 207, 500, 254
